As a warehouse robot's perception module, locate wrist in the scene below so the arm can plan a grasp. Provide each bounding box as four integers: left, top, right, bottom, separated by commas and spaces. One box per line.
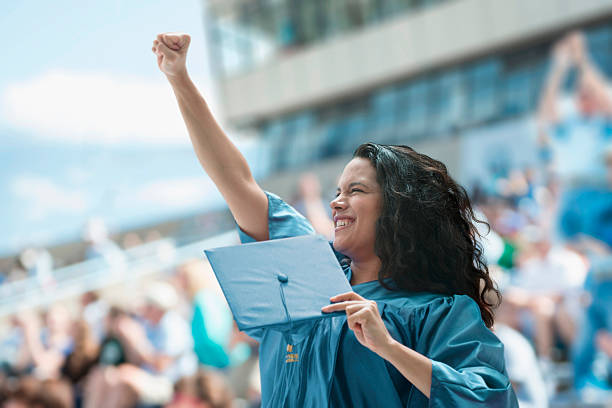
166, 70, 190, 86
376, 336, 401, 361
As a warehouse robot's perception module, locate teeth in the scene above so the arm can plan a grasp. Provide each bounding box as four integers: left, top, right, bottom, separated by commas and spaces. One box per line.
336, 220, 353, 228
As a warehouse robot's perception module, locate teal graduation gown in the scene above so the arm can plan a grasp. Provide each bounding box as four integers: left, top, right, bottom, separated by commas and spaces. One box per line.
238, 192, 518, 407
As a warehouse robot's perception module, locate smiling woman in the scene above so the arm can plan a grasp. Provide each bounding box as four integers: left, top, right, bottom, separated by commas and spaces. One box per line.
330, 157, 382, 284
153, 32, 518, 407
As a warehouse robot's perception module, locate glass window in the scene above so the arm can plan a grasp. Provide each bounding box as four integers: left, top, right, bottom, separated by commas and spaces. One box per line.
377, 0, 408, 18
297, 0, 324, 43
400, 79, 430, 140
465, 59, 500, 124
501, 69, 531, 116
344, 114, 368, 148
369, 87, 398, 137
428, 70, 464, 135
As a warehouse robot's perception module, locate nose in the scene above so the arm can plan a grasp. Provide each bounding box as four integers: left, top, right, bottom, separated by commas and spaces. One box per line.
330, 193, 347, 211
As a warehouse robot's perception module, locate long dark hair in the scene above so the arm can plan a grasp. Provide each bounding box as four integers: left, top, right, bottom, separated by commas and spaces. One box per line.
353, 143, 500, 327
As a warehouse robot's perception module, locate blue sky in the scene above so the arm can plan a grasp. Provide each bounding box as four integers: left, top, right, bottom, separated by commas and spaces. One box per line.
0, 1, 257, 256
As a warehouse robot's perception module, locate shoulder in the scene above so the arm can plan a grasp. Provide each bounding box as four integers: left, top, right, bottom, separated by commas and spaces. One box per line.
386, 293, 478, 316
384, 293, 486, 335
239, 191, 315, 242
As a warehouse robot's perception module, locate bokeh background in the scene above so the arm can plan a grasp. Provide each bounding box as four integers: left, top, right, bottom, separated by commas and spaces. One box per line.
2, 1, 612, 407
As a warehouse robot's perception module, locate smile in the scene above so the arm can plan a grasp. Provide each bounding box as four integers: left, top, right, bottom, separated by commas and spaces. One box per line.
335, 218, 355, 230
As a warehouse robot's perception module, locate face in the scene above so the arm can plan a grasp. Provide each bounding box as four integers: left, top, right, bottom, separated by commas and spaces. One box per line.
330, 158, 382, 260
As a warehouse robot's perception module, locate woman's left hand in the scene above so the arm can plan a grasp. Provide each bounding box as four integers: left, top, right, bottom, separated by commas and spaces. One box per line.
322, 292, 395, 356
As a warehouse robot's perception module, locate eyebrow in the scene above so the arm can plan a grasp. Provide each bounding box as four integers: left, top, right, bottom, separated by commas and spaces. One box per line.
336, 182, 369, 192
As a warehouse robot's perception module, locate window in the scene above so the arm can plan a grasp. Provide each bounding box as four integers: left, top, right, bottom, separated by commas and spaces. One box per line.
428, 70, 464, 135
464, 59, 500, 124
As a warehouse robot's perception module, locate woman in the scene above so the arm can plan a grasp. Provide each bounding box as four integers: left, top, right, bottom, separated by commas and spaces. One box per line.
152, 33, 518, 407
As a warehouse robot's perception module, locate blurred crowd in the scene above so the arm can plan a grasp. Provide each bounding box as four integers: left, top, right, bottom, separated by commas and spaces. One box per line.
0, 260, 261, 408
473, 31, 612, 407
1, 30, 612, 408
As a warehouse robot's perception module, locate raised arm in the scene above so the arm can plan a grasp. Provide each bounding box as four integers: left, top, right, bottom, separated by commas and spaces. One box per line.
571, 32, 612, 117
537, 36, 572, 125
152, 33, 269, 241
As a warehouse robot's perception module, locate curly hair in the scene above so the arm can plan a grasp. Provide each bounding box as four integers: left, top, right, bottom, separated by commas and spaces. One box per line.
353, 143, 500, 327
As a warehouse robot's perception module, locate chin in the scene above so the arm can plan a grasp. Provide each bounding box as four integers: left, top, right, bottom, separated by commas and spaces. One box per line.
332, 239, 348, 255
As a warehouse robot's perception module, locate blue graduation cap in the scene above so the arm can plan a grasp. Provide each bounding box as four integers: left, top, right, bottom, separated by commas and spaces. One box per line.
204, 235, 351, 334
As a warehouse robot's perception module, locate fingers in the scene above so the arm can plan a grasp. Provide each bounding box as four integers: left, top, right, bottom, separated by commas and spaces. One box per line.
157, 33, 191, 51
347, 307, 371, 331
154, 39, 175, 56
330, 291, 365, 303
321, 300, 364, 313
321, 299, 378, 316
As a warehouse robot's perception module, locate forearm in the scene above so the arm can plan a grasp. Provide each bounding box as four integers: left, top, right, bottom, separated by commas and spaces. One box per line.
577, 58, 612, 114
167, 72, 255, 193
379, 339, 432, 398
21, 325, 45, 365
166, 71, 268, 239
538, 64, 568, 123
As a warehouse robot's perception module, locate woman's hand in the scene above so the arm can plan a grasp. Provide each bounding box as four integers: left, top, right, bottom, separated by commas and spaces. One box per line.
322, 292, 395, 356
323, 291, 433, 398
152, 33, 191, 78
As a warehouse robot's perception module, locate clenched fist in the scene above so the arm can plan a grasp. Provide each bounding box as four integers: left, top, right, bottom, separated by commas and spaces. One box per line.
152, 33, 191, 77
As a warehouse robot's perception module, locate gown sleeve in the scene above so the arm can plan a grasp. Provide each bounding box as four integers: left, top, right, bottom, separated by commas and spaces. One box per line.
237, 191, 316, 243
411, 295, 518, 407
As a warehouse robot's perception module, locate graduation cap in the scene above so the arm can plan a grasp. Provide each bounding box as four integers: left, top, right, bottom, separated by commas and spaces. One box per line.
204, 235, 351, 334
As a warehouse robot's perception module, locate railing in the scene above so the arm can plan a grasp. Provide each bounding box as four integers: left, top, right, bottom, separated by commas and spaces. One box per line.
0, 230, 239, 317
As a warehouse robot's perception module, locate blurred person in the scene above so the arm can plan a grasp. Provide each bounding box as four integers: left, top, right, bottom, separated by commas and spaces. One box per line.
60, 319, 99, 405
224, 325, 261, 406
80, 290, 109, 342
153, 32, 517, 406
96, 306, 130, 368
174, 262, 260, 404
35, 378, 74, 408
537, 31, 612, 247
18, 247, 54, 288
1, 376, 41, 408
498, 226, 588, 365
494, 324, 548, 408
83, 217, 125, 269
176, 261, 252, 370
472, 196, 521, 270
14, 305, 74, 380
84, 281, 196, 408
0, 316, 30, 377
538, 30, 612, 185
573, 256, 612, 397
292, 173, 334, 239
0, 376, 73, 408
166, 370, 234, 408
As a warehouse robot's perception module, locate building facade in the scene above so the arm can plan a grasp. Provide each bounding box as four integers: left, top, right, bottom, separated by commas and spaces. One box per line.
204, 0, 612, 181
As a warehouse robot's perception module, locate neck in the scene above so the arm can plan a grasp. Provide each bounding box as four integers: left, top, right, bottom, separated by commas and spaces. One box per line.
349, 256, 381, 285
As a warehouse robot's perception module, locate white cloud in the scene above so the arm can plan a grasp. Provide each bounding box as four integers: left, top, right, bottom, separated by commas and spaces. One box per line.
123, 177, 222, 211
11, 175, 89, 221
1, 70, 217, 145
